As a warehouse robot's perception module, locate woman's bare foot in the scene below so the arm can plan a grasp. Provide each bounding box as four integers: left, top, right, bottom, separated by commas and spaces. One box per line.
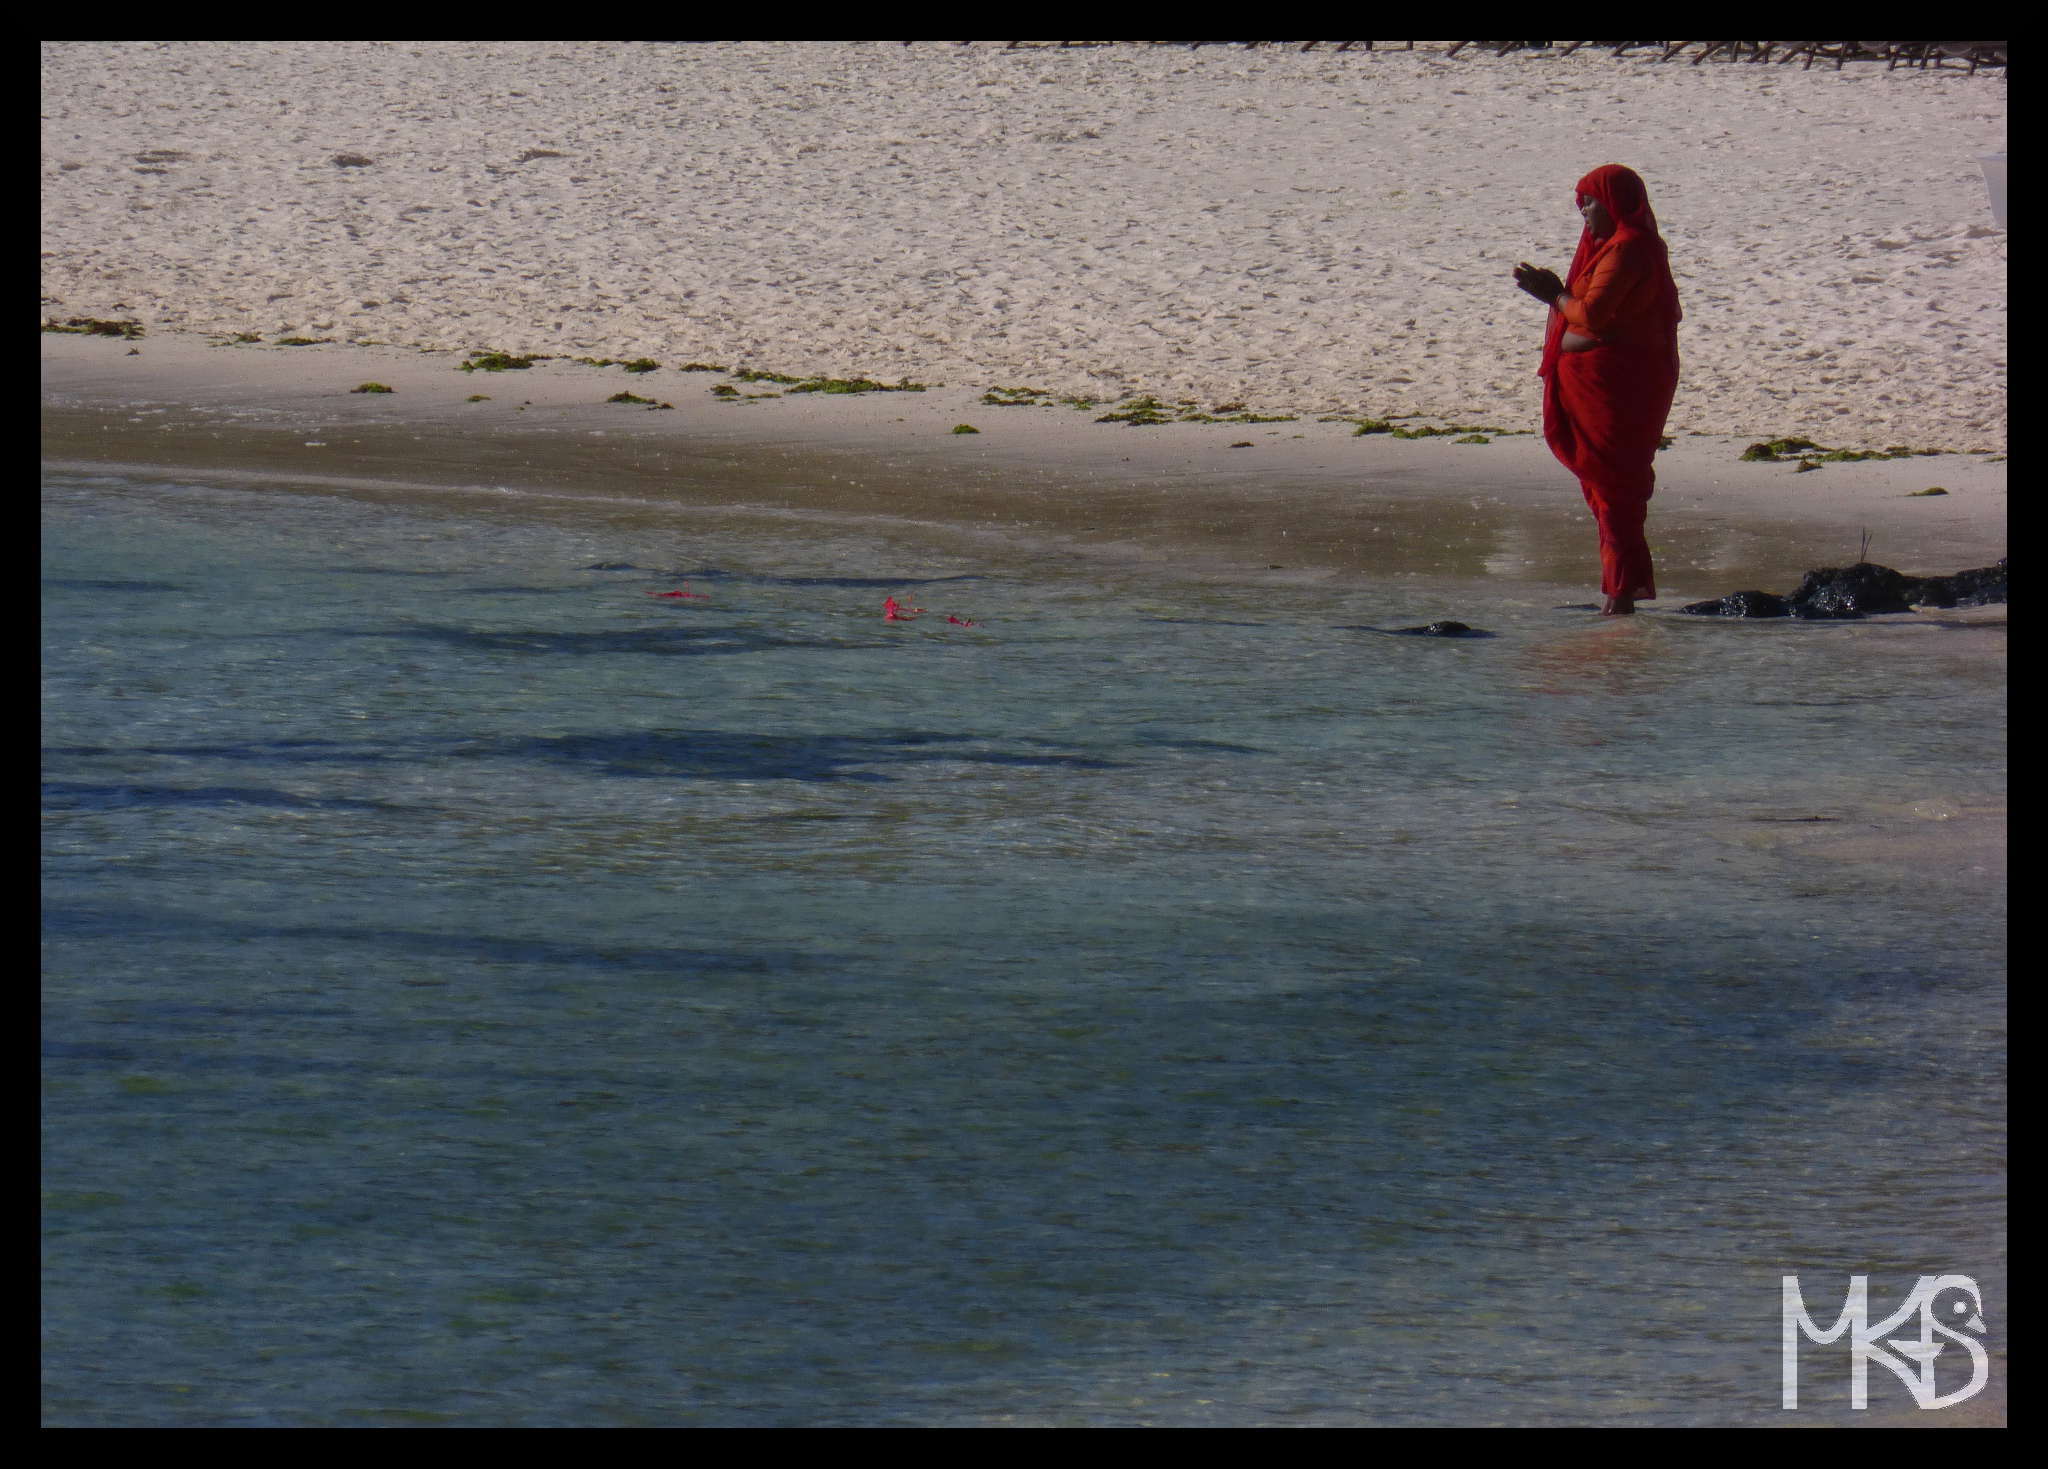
1600, 595, 1637, 616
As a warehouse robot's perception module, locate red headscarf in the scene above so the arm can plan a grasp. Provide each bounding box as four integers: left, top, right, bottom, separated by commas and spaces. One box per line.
1539, 164, 1682, 378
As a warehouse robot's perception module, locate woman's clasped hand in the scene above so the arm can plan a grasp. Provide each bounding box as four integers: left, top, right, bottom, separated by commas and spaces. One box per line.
1512, 262, 1564, 304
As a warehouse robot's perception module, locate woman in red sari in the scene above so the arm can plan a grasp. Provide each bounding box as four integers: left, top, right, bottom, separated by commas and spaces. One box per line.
1513, 165, 1682, 615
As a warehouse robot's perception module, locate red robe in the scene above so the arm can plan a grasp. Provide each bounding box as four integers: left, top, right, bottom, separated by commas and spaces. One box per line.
1539, 165, 1683, 601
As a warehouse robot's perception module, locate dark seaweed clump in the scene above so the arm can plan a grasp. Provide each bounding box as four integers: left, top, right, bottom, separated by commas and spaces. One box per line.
1348, 417, 1521, 439
787, 376, 926, 395
1680, 559, 2008, 618
1740, 436, 1951, 466
1095, 394, 1297, 426
460, 350, 538, 372
43, 317, 144, 339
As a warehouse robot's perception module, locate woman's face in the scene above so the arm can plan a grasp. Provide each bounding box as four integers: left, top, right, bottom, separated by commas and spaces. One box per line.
1578, 193, 1615, 236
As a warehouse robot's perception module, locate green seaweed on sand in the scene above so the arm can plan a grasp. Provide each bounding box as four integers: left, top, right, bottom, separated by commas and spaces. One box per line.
1348, 418, 1520, 439
980, 386, 1120, 411
1741, 436, 1953, 465
43, 316, 143, 339
952, 424, 980, 434
787, 375, 927, 395
1909, 487, 1950, 496
607, 391, 656, 405
1740, 436, 1823, 461
459, 349, 538, 372
1095, 395, 1178, 426
1740, 436, 1824, 460
273, 337, 333, 347
1092, 394, 1297, 427
982, 385, 1055, 406
709, 384, 740, 398
729, 367, 926, 394
620, 358, 661, 374
466, 394, 491, 402
677, 362, 728, 372
349, 382, 394, 394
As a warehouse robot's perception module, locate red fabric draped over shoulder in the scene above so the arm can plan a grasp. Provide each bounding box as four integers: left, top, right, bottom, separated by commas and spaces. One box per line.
1539, 164, 1682, 601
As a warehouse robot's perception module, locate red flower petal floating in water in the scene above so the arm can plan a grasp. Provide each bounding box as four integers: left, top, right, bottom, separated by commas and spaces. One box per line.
884, 596, 977, 626
648, 584, 709, 600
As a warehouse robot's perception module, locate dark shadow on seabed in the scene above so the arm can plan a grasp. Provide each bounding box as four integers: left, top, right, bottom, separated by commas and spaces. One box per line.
373, 622, 898, 659
42, 872, 2005, 1425
42, 901, 840, 981
45, 727, 1129, 787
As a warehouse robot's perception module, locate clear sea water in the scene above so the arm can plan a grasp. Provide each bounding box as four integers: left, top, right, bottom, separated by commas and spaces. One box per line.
42, 465, 2005, 1427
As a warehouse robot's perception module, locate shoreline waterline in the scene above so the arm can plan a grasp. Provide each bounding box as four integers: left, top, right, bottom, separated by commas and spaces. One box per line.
41, 332, 2009, 895
42, 331, 2008, 601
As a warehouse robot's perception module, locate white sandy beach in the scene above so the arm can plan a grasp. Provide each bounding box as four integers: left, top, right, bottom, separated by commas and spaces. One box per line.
41, 41, 2006, 451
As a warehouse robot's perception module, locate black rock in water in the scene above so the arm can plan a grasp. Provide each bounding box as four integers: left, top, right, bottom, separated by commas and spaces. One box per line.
1677, 558, 2008, 619
1784, 562, 1916, 618
1391, 620, 1487, 636
1679, 590, 1790, 618
1899, 558, 2008, 608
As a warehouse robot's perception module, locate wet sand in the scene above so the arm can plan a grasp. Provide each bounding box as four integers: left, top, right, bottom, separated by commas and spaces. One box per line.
41, 330, 2007, 606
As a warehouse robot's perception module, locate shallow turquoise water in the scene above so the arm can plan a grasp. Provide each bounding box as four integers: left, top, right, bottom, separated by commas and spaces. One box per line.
42, 467, 2004, 1426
